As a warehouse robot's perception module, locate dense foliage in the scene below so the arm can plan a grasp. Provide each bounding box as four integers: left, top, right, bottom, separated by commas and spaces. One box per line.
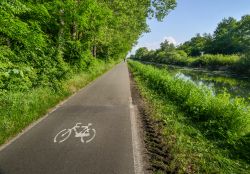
0, 60, 115, 145
129, 60, 250, 173
0, 0, 176, 93
178, 16, 250, 56
130, 15, 250, 74
0, 0, 177, 145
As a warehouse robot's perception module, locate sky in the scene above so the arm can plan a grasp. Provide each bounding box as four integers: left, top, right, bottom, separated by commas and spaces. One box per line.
130, 0, 250, 55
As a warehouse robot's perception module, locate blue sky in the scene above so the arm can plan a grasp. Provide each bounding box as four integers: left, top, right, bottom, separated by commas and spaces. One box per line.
130, 0, 250, 54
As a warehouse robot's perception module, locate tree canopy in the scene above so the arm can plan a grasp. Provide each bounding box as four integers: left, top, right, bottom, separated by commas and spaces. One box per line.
0, 0, 176, 92
131, 14, 250, 73
178, 15, 250, 56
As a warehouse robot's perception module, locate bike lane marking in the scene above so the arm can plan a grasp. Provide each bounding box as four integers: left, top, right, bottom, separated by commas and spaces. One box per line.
54, 122, 96, 144
0, 64, 113, 152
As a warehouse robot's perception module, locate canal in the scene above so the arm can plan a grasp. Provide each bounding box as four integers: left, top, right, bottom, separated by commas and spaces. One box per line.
166, 65, 250, 103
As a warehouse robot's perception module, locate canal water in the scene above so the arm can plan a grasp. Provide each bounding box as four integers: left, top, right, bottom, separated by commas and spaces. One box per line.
164, 65, 250, 102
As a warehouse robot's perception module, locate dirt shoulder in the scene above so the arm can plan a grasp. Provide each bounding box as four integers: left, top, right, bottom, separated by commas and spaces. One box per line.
129, 70, 176, 174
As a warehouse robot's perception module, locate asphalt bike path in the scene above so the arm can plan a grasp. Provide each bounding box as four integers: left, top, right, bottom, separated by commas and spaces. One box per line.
0, 63, 135, 174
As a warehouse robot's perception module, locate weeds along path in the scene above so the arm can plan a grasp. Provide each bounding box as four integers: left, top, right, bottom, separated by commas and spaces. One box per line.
0, 60, 116, 146
129, 70, 175, 174
128, 60, 250, 174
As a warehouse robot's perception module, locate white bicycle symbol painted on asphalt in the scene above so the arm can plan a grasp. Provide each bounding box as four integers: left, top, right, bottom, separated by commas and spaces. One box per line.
54, 123, 96, 143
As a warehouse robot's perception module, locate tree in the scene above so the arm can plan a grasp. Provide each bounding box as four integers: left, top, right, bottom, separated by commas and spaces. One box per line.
135, 47, 149, 59
160, 40, 175, 52
149, 0, 177, 21
178, 33, 212, 56
237, 15, 250, 53
0, 0, 177, 91
212, 17, 240, 54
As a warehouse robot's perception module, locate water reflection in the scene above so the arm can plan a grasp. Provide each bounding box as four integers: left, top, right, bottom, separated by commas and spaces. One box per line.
167, 65, 250, 102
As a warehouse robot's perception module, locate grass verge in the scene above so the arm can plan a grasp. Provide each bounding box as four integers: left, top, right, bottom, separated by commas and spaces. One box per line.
134, 53, 250, 74
0, 59, 117, 145
128, 60, 250, 173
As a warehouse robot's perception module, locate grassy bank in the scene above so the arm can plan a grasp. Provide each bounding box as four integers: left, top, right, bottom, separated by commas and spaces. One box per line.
166, 54, 240, 68
133, 52, 250, 75
187, 54, 240, 67
0, 60, 117, 145
128, 61, 250, 173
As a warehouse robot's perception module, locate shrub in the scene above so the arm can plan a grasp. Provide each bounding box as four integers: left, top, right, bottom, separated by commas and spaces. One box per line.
233, 53, 250, 74
128, 61, 250, 145
189, 54, 240, 67
155, 50, 188, 65
129, 60, 250, 173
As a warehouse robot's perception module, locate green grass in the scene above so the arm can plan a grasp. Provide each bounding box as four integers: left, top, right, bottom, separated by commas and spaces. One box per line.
138, 53, 241, 69
0, 59, 117, 145
188, 54, 240, 67
128, 60, 250, 173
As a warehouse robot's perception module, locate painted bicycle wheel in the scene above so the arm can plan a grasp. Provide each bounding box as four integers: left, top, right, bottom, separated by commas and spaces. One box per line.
54, 129, 71, 143
81, 128, 96, 143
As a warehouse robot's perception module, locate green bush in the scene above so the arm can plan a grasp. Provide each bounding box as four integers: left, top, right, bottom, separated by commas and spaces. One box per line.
154, 50, 188, 65
233, 53, 250, 74
129, 61, 250, 144
165, 50, 188, 65
129, 59, 250, 174
0, 59, 116, 145
189, 54, 240, 67
1, 0, 159, 93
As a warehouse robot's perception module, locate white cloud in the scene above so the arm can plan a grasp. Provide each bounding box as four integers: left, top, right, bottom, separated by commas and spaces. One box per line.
162, 36, 177, 46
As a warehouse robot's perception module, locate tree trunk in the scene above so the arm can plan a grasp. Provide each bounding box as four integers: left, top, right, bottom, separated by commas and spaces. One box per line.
72, 21, 77, 40
92, 45, 97, 58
